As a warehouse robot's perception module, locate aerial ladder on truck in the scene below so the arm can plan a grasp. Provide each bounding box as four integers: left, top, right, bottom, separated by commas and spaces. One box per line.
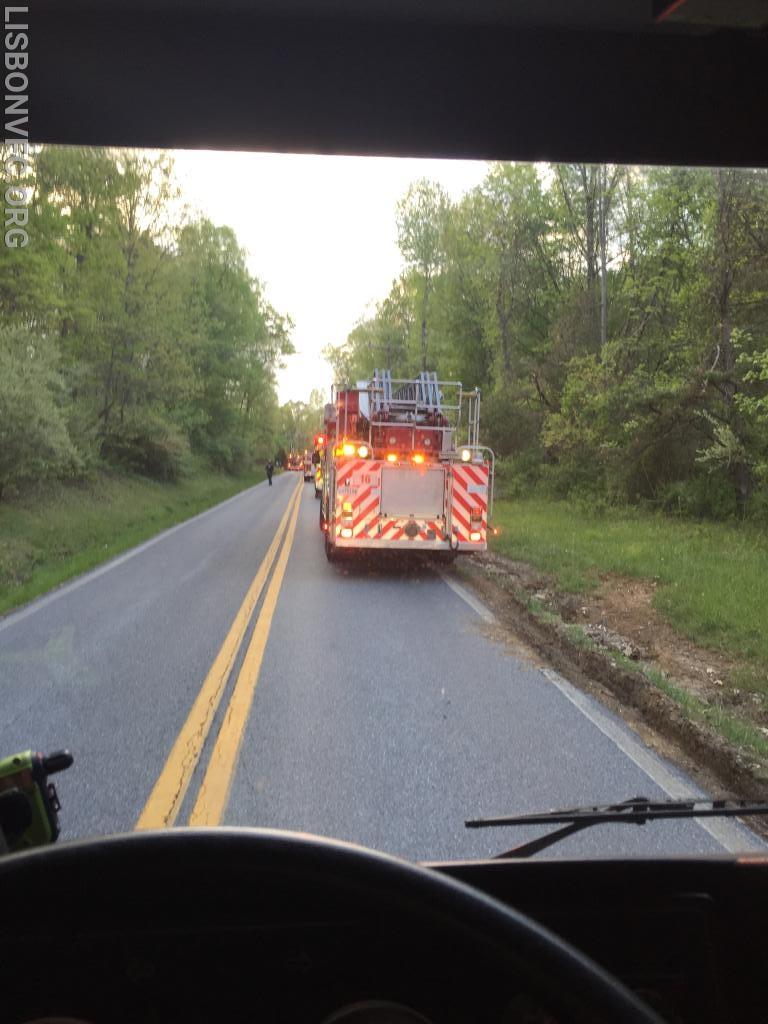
319, 370, 494, 562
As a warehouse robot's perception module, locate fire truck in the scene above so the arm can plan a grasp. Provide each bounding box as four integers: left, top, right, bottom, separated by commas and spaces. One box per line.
319, 370, 493, 561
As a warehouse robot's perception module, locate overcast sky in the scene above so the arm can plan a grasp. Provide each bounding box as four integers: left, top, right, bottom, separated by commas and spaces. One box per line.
172, 151, 488, 405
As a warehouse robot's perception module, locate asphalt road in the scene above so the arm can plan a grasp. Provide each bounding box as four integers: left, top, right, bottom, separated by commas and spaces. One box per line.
1, 474, 762, 860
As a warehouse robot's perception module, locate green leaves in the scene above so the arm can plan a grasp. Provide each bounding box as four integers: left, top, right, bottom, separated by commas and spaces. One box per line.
335, 161, 768, 519
0, 327, 81, 497
0, 146, 294, 495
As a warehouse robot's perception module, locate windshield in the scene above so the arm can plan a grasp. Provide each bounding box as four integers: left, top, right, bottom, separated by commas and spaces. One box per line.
1, 147, 767, 861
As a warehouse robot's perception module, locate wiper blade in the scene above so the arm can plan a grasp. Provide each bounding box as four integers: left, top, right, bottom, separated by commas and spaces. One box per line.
465, 796, 768, 859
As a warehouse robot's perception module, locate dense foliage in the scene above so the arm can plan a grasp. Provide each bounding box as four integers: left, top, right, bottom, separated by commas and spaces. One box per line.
5, 150, 768, 519
276, 389, 326, 466
0, 146, 294, 497
326, 165, 768, 519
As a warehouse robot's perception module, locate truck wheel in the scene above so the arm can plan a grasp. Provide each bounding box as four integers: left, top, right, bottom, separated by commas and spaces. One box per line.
324, 531, 338, 563
315, 488, 321, 500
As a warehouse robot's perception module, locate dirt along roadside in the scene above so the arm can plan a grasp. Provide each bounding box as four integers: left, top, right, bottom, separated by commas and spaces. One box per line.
453, 550, 768, 839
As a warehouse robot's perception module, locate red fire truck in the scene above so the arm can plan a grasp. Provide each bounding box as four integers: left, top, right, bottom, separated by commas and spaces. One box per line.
319, 370, 493, 561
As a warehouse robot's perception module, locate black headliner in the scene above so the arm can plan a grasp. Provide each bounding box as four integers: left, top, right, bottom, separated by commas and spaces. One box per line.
24, 2, 768, 165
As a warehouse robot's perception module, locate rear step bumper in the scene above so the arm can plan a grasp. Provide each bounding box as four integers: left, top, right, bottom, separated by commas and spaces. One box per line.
331, 537, 485, 552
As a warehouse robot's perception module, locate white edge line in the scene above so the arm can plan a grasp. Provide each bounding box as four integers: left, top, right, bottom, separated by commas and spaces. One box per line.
539, 667, 765, 854
438, 570, 497, 625
0, 477, 284, 634
433, 568, 761, 854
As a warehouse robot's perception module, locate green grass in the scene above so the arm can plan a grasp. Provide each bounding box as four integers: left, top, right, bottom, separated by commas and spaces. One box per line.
0, 468, 265, 616
491, 499, 768, 676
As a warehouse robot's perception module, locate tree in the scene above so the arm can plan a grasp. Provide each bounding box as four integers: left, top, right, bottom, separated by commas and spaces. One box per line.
0, 327, 80, 499
175, 218, 293, 470
396, 179, 449, 371
334, 161, 768, 517
554, 163, 623, 350
0, 145, 293, 485
279, 391, 325, 454
323, 276, 416, 385
698, 169, 768, 514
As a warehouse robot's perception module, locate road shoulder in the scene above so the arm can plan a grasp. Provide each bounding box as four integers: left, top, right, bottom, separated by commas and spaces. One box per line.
453, 551, 768, 839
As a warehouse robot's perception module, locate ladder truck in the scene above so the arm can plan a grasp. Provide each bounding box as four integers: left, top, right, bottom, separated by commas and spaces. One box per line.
319, 370, 493, 562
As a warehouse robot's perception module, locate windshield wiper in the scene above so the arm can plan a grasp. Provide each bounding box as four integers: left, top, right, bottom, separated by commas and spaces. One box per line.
465, 796, 768, 859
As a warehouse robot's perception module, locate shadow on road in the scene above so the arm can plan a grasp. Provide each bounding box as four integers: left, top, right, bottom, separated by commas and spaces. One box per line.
325, 551, 455, 581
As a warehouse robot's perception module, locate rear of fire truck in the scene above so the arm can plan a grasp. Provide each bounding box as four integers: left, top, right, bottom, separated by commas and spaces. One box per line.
319, 370, 493, 561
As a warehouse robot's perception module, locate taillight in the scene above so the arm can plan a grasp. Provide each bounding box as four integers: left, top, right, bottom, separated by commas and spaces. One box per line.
386, 453, 397, 463
470, 508, 483, 542
412, 453, 425, 465
357, 444, 369, 458
342, 442, 356, 457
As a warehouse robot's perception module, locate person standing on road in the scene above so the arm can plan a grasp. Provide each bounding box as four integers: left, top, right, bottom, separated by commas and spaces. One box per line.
266, 459, 274, 486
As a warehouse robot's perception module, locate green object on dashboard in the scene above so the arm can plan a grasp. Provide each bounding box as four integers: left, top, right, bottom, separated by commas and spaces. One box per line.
0, 749, 73, 853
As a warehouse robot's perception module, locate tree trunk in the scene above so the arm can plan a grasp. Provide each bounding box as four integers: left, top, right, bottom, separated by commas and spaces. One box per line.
496, 275, 513, 379
598, 164, 608, 349
420, 274, 430, 371
715, 168, 751, 516
582, 165, 599, 346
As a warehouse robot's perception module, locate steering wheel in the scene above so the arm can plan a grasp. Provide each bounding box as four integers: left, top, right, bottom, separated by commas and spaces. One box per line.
0, 829, 664, 1023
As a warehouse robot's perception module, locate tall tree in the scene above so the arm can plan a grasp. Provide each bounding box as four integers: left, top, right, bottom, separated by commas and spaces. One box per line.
396, 179, 449, 371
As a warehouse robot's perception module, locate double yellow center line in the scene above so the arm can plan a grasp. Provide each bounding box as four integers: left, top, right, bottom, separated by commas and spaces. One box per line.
136, 477, 303, 830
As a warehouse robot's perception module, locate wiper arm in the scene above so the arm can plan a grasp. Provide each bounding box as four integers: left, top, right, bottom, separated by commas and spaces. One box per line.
465, 796, 768, 859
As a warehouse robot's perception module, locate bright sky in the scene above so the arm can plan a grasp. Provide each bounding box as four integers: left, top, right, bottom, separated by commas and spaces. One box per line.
172, 151, 488, 405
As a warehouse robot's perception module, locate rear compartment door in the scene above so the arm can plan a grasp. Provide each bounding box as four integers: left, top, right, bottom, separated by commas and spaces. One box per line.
380, 465, 446, 519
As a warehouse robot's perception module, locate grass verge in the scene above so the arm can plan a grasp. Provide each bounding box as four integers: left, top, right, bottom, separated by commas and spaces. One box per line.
491, 498, 768, 675
0, 468, 265, 616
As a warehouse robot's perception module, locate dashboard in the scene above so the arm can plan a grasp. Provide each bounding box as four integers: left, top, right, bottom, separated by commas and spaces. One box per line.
438, 855, 768, 1023
1, 830, 766, 1024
